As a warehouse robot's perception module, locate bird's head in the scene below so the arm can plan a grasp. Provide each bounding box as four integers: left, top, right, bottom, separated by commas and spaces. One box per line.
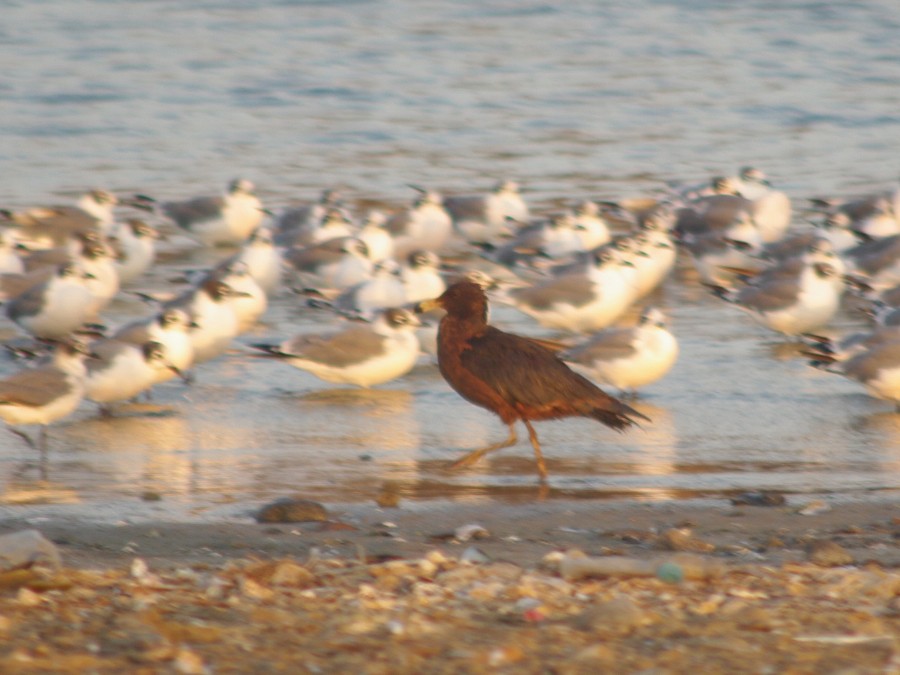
416, 281, 488, 322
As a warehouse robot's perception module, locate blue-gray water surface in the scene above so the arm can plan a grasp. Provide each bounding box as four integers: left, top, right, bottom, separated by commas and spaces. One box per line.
2, 0, 900, 522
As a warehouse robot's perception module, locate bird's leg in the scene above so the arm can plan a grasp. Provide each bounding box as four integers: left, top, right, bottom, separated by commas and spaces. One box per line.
450, 423, 518, 470
8, 427, 35, 449
38, 449, 48, 482
522, 419, 548, 482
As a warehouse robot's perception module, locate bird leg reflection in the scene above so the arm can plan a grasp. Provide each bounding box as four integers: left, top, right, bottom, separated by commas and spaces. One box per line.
449, 423, 518, 470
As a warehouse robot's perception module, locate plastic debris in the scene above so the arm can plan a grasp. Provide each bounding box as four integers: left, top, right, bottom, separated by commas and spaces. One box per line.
559, 552, 725, 582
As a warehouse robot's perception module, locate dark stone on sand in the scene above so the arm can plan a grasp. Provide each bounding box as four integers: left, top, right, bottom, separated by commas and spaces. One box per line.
807, 539, 854, 567
730, 492, 787, 507
256, 498, 329, 524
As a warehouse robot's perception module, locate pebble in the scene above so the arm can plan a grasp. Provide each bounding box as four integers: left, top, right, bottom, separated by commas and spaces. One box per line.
374, 484, 401, 508
173, 646, 207, 675
656, 562, 685, 584
3, 546, 900, 672
460, 546, 491, 564
730, 491, 787, 507
575, 595, 650, 636
430, 523, 491, 542
0, 530, 61, 571
807, 540, 854, 567
454, 524, 490, 542
16, 588, 42, 607
255, 499, 329, 524
659, 528, 716, 553
797, 500, 831, 516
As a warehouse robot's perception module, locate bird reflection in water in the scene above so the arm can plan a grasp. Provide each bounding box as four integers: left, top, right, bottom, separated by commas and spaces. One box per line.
295, 388, 421, 453
850, 411, 900, 474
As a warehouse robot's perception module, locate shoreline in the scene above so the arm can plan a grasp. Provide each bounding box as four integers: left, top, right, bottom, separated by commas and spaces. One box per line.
3, 493, 899, 570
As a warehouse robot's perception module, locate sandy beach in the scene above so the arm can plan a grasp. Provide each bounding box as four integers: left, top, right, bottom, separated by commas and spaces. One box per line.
2, 495, 900, 673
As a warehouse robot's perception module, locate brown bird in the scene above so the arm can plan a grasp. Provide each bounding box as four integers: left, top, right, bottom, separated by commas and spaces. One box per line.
416, 281, 648, 481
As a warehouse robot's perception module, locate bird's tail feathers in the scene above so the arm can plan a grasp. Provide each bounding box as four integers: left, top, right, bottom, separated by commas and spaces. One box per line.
586, 398, 650, 430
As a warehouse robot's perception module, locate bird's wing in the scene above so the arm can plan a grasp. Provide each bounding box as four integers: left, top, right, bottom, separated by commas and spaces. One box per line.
747, 257, 804, 286
0, 368, 71, 407
853, 236, 900, 275
443, 195, 485, 222
0, 267, 53, 300
509, 274, 596, 310
6, 279, 50, 318
13, 206, 99, 232
113, 320, 151, 344
274, 205, 312, 231
385, 210, 412, 236
525, 336, 569, 353
85, 339, 129, 372
283, 238, 351, 271
460, 327, 615, 410
842, 341, 900, 382
736, 276, 800, 311
21, 248, 69, 269
563, 328, 637, 362
162, 196, 225, 228
281, 326, 388, 368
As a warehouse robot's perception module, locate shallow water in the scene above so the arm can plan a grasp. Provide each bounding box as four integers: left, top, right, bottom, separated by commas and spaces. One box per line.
2, 0, 900, 522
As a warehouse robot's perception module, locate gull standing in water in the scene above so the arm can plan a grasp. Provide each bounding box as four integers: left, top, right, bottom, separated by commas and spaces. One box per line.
561, 308, 679, 397
387, 188, 454, 258
504, 247, 636, 333
249, 307, 422, 388
113, 307, 196, 382
84, 339, 185, 414
0, 339, 93, 451
1, 189, 120, 247
162, 178, 264, 247
445, 179, 529, 244
5, 263, 98, 340
713, 242, 846, 338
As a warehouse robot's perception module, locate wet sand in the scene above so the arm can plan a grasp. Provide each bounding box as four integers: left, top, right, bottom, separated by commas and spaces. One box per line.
4, 494, 900, 571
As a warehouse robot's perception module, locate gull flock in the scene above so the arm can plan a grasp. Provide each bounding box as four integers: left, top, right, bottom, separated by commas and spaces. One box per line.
0, 170, 899, 453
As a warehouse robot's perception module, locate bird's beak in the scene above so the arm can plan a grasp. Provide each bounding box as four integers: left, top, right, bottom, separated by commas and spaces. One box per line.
415, 298, 442, 314
167, 362, 191, 383
123, 194, 157, 211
